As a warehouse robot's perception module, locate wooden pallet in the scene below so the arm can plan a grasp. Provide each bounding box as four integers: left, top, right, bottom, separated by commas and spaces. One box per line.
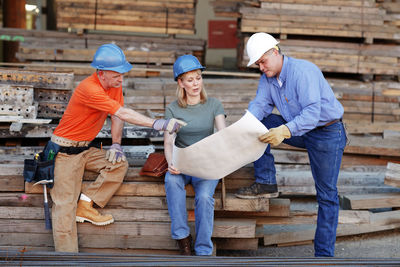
55, 0, 196, 35
240, 0, 400, 43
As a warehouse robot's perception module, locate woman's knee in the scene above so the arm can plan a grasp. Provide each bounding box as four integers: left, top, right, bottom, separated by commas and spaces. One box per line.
195, 189, 215, 205
165, 172, 185, 189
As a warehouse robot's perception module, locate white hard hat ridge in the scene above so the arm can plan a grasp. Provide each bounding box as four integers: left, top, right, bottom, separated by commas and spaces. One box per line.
246, 32, 279, 67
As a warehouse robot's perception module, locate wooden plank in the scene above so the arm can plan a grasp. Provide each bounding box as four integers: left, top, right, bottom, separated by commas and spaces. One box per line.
385, 162, 400, 188
0, 193, 46, 207
0, 206, 172, 222
255, 210, 369, 226
0, 218, 255, 239
81, 248, 180, 255
340, 193, 400, 210
262, 210, 400, 246
262, 224, 316, 246
212, 219, 256, 238
347, 122, 400, 134
24, 182, 269, 212
217, 193, 269, 212
0, 176, 24, 192
214, 238, 259, 250
216, 198, 291, 218
0, 69, 74, 90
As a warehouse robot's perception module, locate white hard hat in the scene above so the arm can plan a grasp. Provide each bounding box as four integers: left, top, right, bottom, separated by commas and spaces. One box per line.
246, 32, 279, 67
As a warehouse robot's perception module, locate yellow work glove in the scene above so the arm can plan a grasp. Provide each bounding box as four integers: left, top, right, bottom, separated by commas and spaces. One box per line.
259, 125, 291, 146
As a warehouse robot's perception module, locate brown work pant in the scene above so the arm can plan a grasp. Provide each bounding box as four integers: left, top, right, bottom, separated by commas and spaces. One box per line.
50, 147, 128, 252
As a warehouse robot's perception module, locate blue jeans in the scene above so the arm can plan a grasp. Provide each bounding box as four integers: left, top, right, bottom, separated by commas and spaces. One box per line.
165, 172, 219, 256
255, 114, 346, 257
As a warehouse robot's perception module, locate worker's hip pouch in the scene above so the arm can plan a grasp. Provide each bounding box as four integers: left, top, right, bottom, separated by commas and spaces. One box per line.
23, 141, 60, 188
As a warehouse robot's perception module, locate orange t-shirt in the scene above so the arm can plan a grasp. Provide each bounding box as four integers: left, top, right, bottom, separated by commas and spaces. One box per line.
53, 73, 123, 141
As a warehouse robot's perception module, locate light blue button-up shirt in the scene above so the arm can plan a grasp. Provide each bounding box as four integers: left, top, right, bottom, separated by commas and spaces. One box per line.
248, 56, 344, 136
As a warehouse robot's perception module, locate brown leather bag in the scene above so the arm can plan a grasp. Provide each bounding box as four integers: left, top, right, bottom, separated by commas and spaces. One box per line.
139, 153, 168, 177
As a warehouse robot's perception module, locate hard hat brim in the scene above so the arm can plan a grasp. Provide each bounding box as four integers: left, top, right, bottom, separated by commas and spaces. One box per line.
91, 61, 133, 74
174, 66, 205, 81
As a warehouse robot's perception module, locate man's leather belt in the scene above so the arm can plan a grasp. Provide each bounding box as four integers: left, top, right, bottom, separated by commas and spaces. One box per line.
51, 135, 91, 147
318, 118, 342, 129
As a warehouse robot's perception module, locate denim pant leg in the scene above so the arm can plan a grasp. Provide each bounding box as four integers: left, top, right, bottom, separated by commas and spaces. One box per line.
254, 114, 305, 185
191, 177, 219, 256
304, 123, 346, 257
164, 171, 190, 240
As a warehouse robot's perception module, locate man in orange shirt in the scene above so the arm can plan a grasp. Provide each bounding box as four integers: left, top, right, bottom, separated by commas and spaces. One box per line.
45, 43, 186, 252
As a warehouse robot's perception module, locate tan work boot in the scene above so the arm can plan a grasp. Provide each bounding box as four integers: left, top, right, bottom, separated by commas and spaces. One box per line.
76, 200, 114, 226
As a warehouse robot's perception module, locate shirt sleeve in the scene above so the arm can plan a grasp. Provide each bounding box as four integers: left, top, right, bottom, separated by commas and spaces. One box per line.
248, 75, 274, 120
212, 98, 225, 117
285, 69, 321, 136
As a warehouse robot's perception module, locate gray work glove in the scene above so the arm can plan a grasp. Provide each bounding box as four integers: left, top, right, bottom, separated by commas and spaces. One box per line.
106, 143, 126, 164
153, 118, 187, 134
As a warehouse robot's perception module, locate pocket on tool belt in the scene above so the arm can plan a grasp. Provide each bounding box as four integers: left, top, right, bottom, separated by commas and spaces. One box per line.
36, 157, 56, 182
23, 152, 56, 188
23, 159, 38, 183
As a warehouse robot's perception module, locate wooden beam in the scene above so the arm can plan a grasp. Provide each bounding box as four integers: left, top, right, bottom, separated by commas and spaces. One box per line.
340, 193, 400, 210
385, 162, 400, 188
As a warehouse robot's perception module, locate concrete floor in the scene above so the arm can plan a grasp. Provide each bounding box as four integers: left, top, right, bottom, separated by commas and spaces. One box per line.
218, 196, 400, 258
218, 226, 400, 258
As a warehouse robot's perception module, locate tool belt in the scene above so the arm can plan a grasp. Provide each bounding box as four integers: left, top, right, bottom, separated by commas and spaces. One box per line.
23, 141, 60, 188
23, 136, 101, 188
51, 135, 91, 147
59, 145, 91, 155
51, 135, 100, 155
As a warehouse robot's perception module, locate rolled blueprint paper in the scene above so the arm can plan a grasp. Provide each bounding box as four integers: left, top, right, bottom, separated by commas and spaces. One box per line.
172, 110, 268, 179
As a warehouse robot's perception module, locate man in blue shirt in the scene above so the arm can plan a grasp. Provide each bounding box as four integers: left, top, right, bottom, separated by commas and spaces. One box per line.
235, 32, 347, 257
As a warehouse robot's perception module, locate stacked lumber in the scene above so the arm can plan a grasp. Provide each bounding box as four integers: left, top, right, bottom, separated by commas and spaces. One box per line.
239, 37, 400, 76
0, 154, 271, 253
329, 78, 400, 123
0, 69, 73, 135
0, 69, 73, 120
210, 0, 256, 18
240, 0, 400, 43
0, 27, 205, 78
237, 1, 400, 82
377, 0, 400, 27
55, 0, 196, 35
126, 77, 400, 124
1, 140, 399, 253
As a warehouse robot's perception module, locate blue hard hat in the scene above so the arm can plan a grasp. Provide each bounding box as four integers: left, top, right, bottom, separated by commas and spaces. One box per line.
173, 54, 205, 81
91, 43, 132, 74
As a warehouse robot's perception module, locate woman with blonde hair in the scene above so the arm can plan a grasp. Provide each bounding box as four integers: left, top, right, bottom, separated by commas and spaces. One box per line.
164, 55, 226, 256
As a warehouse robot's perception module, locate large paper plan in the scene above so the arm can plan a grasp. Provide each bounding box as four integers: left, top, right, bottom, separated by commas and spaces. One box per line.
172, 110, 268, 179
